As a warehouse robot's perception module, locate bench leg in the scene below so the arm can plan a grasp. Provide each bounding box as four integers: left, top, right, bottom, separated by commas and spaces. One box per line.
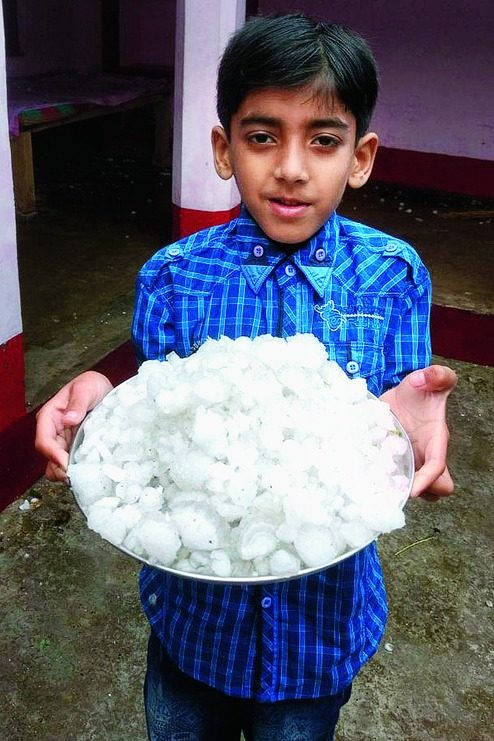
10, 132, 36, 216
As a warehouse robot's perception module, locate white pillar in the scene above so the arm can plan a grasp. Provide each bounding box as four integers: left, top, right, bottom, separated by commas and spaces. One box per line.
172, 0, 245, 236
0, 12, 25, 432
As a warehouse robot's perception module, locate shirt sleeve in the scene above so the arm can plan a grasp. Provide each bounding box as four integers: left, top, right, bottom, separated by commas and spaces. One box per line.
131, 273, 176, 363
382, 267, 432, 391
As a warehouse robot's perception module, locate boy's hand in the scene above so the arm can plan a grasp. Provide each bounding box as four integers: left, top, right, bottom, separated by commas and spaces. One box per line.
35, 371, 113, 483
381, 365, 458, 500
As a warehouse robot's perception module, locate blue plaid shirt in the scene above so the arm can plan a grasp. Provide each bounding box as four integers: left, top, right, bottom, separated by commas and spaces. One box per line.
132, 206, 431, 701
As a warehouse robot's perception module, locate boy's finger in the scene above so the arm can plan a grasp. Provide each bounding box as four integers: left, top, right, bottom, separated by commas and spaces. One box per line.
45, 459, 69, 483
37, 436, 69, 470
63, 372, 114, 422
35, 408, 73, 467
62, 381, 100, 423
408, 365, 458, 393
411, 463, 454, 498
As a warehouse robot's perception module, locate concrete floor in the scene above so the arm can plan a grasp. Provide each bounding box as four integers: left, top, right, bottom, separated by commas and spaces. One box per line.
1, 116, 493, 739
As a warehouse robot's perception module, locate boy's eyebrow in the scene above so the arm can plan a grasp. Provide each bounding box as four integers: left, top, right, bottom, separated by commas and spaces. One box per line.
238, 115, 350, 131
310, 117, 350, 131
238, 115, 283, 128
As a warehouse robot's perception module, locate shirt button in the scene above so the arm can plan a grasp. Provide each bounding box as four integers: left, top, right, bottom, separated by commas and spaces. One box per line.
148, 593, 157, 606
384, 242, 399, 255
285, 264, 296, 277
253, 244, 264, 258
314, 248, 326, 262
167, 246, 181, 257
346, 360, 360, 375
261, 596, 272, 608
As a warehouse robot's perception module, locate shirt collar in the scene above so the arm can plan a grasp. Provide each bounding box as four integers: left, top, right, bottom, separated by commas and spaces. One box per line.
236, 206, 339, 297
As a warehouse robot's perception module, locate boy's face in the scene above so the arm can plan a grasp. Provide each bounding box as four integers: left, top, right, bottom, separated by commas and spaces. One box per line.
212, 86, 378, 245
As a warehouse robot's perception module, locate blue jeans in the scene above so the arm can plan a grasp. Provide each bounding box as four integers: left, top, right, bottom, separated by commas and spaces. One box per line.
144, 631, 352, 741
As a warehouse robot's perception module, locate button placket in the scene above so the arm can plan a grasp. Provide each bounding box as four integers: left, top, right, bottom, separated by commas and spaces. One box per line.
259, 589, 279, 700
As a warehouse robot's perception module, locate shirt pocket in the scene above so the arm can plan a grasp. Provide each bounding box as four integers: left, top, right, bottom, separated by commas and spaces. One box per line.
325, 340, 385, 398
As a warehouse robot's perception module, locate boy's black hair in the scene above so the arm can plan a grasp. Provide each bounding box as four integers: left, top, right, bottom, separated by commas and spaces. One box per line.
217, 13, 379, 141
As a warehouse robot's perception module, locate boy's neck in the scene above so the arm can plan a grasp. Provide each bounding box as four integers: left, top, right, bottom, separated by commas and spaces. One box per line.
275, 241, 305, 255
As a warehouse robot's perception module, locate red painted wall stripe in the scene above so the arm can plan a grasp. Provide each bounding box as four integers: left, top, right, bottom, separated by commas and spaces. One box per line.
172, 203, 241, 240
0, 341, 137, 512
431, 305, 494, 367
0, 333, 26, 435
0, 411, 46, 510
373, 147, 494, 199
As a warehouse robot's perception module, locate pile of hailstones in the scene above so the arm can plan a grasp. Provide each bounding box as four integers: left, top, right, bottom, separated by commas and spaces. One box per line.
68, 334, 411, 579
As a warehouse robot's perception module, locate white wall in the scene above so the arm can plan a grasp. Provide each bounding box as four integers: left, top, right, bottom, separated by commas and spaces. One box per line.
173, 0, 243, 211
0, 15, 22, 344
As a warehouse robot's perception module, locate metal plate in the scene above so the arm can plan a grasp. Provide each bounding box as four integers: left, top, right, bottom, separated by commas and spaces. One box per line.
68, 379, 415, 584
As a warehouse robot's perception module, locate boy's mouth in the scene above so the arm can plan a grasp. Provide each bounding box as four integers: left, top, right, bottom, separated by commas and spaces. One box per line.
268, 197, 310, 217
270, 197, 309, 207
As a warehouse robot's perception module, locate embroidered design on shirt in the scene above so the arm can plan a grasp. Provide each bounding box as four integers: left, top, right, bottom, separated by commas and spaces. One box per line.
315, 300, 384, 331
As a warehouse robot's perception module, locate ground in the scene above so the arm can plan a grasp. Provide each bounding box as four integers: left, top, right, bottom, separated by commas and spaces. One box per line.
1, 110, 493, 739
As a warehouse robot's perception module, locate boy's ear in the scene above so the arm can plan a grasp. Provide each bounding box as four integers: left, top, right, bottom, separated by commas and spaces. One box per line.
348, 132, 379, 189
211, 125, 234, 180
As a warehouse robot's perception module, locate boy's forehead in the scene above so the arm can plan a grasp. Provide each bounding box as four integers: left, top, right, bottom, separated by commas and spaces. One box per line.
233, 85, 355, 128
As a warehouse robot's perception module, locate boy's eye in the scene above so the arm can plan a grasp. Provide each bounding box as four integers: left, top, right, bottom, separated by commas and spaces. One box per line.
313, 135, 339, 148
248, 132, 274, 144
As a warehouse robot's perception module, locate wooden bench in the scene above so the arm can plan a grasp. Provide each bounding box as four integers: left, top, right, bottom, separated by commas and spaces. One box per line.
8, 73, 173, 216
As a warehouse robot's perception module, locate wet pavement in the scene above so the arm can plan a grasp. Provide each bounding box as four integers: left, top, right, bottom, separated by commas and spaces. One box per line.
1, 114, 493, 739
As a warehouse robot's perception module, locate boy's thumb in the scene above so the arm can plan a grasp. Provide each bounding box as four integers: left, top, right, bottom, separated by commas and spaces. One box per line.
62, 390, 93, 425
62, 408, 85, 426
61, 375, 103, 426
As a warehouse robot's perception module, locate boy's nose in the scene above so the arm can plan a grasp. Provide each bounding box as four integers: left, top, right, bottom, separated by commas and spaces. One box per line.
273, 144, 309, 184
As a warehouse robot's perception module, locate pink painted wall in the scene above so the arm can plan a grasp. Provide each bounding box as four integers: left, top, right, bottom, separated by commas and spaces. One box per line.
6, 0, 176, 76
120, 0, 176, 69
5, 0, 493, 164
6, 0, 101, 77
259, 0, 494, 163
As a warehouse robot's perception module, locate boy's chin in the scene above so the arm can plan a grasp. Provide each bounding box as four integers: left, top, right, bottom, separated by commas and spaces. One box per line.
259, 215, 330, 247
247, 207, 329, 247
258, 220, 319, 247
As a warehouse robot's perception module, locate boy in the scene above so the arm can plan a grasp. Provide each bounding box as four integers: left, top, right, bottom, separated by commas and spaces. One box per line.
36, 13, 457, 740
